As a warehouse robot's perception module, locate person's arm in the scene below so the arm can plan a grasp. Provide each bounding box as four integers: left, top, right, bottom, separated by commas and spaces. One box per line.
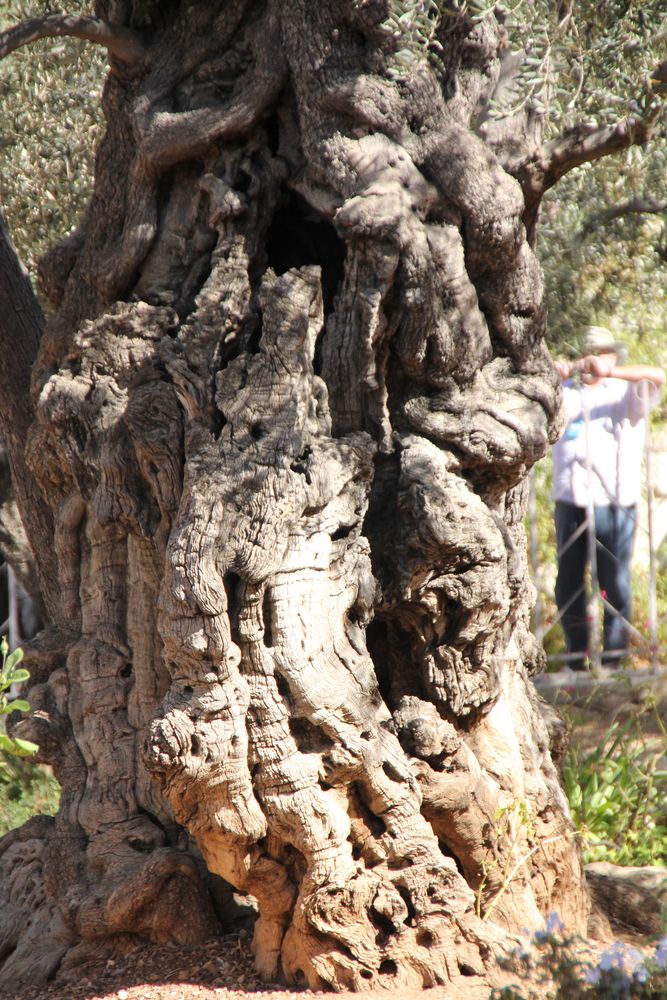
602, 361, 665, 388
556, 355, 666, 389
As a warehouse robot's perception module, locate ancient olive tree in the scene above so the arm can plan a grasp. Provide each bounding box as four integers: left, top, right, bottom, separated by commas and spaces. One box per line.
0, 0, 663, 992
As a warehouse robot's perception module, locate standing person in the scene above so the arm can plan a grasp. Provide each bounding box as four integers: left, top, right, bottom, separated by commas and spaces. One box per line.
551, 326, 665, 670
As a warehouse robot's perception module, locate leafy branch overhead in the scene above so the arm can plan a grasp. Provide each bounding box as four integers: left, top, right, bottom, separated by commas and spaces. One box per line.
379, 0, 667, 129
539, 137, 667, 354
373, 1, 667, 198
0, 1, 105, 275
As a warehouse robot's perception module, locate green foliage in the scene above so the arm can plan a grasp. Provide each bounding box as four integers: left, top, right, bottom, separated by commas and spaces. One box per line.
366, 1, 667, 132
0, 635, 37, 761
539, 147, 667, 360
497, 0, 667, 132
0, 759, 60, 836
493, 920, 667, 999
563, 700, 667, 867
0, 635, 60, 835
0, 0, 105, 276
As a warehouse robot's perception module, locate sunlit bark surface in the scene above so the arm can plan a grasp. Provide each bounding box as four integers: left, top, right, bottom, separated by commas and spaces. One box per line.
0, 0, 587, 992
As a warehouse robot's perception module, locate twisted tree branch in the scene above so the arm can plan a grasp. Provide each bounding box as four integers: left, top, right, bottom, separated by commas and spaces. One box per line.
582, 195, 667, 236
500, 52, 667, 235
0, 14, 145, 64
510, 118, 651, 237
539, 119, 651, 189
139, 3, 285, 168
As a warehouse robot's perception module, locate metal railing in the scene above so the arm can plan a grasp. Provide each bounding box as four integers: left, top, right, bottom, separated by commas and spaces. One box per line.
0, 562, 20, 653
1, 562, 22, 697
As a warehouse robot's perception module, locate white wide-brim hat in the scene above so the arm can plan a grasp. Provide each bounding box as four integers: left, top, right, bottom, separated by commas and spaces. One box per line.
582, 325, 627, 357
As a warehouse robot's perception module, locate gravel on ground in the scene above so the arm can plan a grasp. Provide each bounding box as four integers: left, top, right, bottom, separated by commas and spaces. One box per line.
3, 933, 496, 1000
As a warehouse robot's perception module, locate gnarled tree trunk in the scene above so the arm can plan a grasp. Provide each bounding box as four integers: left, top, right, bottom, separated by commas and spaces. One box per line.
0, 0, 588, 992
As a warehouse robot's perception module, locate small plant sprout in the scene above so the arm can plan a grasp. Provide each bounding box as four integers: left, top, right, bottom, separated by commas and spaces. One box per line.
478, 799, 572, 921
0, 636, 37, 762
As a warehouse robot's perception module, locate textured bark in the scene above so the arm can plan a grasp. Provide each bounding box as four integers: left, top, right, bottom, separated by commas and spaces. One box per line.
0, 212, 57, 616
0, 443, 41, 611
0, 0, 589, 993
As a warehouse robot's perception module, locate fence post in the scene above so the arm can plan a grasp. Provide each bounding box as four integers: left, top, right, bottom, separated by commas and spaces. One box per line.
641, 382, 659, 671
582, 390, 601, 671
528, 468, 544, 648
7, 565, 19, 653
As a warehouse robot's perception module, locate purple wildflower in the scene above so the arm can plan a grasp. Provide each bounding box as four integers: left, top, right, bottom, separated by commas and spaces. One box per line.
545, 911, 565, 934
654, 936, 667, 969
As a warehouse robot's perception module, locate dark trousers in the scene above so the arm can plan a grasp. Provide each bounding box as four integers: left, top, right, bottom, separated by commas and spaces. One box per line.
554, 501, 637, 669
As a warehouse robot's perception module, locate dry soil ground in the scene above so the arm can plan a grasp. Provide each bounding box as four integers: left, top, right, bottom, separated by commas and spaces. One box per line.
6, 933, 499, 1000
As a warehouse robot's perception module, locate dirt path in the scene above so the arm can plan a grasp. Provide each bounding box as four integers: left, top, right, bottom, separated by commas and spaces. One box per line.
7, 934, 496, 1000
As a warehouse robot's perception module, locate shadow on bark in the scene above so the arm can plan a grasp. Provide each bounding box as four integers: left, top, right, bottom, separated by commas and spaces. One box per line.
0, 0, 588, 992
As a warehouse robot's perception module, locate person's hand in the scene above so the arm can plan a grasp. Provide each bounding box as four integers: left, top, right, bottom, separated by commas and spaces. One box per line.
554, 359, 571, 379
582, 354, 615, 378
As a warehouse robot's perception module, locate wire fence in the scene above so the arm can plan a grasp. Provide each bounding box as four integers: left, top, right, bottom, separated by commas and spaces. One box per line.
528, 386, 667, 671
0, 563, 20, 653
1, 562, 23, 697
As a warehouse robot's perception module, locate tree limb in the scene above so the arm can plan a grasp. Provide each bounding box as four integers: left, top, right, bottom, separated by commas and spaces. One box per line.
0, 210, 58, 618
0, 14, 145, 64
502, 51, 667, 234
582, 195, 667, 236
139, 4, 285, 168
142, 77, 284, 167
539, 119, 651, 189
511, 118, 652, 237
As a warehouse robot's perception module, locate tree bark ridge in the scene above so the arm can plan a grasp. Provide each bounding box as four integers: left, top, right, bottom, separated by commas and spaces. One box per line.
0, 1, 590, 992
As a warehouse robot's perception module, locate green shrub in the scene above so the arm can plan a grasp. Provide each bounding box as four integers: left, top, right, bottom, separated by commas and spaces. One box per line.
0, 635, 60, 835
0, 761, 60, 836
0, 635, 37, 760
562, 700, 667, 867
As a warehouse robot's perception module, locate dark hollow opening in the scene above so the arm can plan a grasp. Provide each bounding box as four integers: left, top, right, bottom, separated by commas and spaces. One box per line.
288, 715, 334, 753
437, 838, 466, 877
262, 588, 274, 648
330, 523, 353, 542
396, 884, 416, 926
266, 188, 346, 316
224, 571, 242, 647
379, 960, 398, 976
364, 617, 393, 708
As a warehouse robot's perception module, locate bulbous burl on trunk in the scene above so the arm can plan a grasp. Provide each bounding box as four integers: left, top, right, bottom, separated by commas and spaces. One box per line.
0, 0, 588, 992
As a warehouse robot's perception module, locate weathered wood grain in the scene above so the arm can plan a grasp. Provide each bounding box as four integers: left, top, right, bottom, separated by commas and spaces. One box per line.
0, 0, 587, 992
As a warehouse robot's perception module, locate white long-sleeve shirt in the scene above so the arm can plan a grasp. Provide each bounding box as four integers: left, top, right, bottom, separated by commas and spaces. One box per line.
551, 377, 658, 508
